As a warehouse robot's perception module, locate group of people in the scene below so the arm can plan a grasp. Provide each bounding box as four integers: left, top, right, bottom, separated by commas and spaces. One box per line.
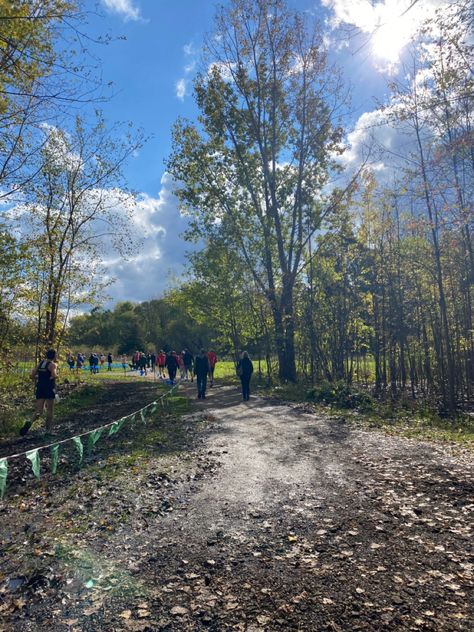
20, 346, 254, 437
66, 352, 115, 373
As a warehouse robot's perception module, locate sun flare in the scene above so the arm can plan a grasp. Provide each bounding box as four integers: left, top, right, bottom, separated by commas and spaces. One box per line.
371, 20, 408, 63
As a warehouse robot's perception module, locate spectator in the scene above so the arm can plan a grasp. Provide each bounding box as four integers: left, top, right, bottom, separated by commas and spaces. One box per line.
194, 349, 210, 399
237, 351, 254, 401
166, 351, 178, 384
207, 349, 218, 386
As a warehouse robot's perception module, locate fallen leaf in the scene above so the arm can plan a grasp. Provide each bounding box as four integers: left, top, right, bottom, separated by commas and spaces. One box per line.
119, 610, 132, 619
170, 606, 189, 616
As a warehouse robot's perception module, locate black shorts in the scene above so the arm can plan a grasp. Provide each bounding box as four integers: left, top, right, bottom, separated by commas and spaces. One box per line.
36, 387, 56, 400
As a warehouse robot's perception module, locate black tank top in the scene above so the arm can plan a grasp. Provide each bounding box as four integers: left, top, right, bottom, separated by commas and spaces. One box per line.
37, 360, 54, 390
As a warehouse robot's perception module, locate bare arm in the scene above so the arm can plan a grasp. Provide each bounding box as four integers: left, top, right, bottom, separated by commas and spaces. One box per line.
49, 362, 58, 380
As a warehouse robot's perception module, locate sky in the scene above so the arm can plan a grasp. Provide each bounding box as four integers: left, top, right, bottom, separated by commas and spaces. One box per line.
77, 0, 450, 307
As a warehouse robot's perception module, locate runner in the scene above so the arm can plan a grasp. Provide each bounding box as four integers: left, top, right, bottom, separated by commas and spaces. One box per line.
121, 354, 127, 372
207, 349, 218, 386
150, 351, 156, 373
107, 352, 113, 371
99, 354, 106, 370
20, 349, 58, 436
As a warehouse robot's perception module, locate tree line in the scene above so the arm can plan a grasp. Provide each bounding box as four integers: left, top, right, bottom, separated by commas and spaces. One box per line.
1, 0, 472, 414
167, 0, 473, 412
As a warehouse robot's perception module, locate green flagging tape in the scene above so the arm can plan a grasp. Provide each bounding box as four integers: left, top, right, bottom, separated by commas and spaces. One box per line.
108, 417, 127, 437
0, 383, 179, 499
72, 437, 83, 465
26, 449, 41, 479
87, 427, 105, 451
0, 458, 8, 499
50, 444, 59, 474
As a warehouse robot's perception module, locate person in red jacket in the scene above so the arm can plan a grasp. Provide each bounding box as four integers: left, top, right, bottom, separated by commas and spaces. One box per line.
207, 350, 217, 386
158, 350, 166, 378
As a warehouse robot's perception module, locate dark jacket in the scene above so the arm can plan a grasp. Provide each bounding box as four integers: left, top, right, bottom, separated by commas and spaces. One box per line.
194, 354, 210, 377
238, 357, 253, 378
165, 354, 178, 370
183, 350, 193, 366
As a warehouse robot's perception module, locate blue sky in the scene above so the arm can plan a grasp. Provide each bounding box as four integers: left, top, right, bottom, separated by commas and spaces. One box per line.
78, 0, 447, 306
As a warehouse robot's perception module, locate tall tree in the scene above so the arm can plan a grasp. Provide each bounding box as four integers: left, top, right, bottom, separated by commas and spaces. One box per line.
168, 0, 345, 381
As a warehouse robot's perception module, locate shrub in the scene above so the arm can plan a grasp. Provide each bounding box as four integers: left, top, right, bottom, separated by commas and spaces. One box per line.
306, 380, 373, 411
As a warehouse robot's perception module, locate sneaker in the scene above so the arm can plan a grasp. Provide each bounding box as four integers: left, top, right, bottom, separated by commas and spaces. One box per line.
19, 421, 32, 436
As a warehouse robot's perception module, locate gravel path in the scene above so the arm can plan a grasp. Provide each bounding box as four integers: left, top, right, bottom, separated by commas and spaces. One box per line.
1, 383, 473, 631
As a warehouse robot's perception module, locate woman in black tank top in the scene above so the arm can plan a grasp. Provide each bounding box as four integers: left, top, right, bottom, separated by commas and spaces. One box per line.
20, 349, 58, 437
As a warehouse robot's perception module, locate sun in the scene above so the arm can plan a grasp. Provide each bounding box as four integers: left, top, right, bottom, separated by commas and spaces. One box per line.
368, 2, 425, 67
371, 20, 408, 64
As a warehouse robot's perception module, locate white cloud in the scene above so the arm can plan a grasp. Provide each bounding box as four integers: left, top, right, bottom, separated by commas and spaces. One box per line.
183, 42, 196, 57
8, 172, 194, 306
102, 173, 195, 305
175, 78, 188, 101
101, 0, 141, 22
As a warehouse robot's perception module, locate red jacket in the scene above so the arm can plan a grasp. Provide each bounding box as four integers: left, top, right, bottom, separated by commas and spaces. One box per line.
207, 352, 217, 368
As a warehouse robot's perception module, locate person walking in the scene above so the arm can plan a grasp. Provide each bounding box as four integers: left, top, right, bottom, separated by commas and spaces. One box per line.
76, 352, 84, 374
139, 352, 147, 376
66, 353, 75, 370
20, 349, 58, 436
207, 349, 217, 386
194, 349, 210, 399
178, 352, 186, 380
158, 350, 166, 378
166, 351, 178, 384
107, 352, 113, 371
183, 348, 193, 381
237, 351, 254, 401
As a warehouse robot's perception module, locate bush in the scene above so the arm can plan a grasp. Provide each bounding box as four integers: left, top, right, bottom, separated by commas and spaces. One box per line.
306, 380, 373, 411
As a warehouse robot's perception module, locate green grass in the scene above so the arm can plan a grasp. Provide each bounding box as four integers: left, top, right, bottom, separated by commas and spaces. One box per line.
356, 408, 474, 447
262, 379, 474, 450
213, 359, 271, 383
0, 366, 147, 439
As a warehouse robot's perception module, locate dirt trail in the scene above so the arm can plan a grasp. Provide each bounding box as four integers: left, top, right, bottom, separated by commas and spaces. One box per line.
1, 383, 473, 631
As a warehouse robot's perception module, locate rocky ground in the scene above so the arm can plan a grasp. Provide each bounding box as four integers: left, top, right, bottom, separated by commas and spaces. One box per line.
0, 381, 473, 631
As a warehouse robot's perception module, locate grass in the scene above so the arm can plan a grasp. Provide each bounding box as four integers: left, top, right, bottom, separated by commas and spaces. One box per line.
0, 364, 153, 439
262, 380, 474, 450
356, 407, 474, 447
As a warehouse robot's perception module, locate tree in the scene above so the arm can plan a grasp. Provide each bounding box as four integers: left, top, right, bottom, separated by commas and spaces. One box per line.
168, 0, 345, 381
14, 115, 144, 351
0, 1, 102, 197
